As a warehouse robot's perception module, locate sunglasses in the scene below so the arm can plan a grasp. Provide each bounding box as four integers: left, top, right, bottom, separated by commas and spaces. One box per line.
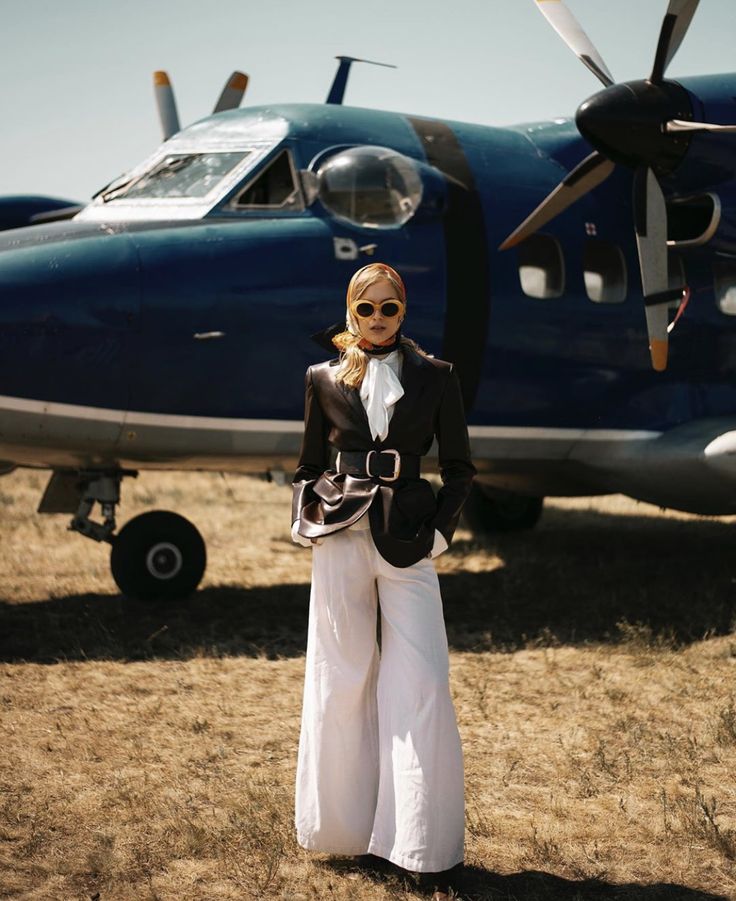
351, 299, 405, 319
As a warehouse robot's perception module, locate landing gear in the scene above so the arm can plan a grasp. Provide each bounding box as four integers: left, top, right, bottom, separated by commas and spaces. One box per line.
39, 469, 207, 600
110, 511, 206, 601
462, 482, 544, 532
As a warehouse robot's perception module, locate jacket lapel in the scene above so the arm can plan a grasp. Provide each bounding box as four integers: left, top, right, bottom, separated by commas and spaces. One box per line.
330, 361, 373, 439
382, 344, 428, 446
327, 343, 429, 446
345, 380, 371, 433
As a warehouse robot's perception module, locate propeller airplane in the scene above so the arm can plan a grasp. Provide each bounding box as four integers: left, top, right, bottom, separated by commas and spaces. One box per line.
1, 0, 736, 600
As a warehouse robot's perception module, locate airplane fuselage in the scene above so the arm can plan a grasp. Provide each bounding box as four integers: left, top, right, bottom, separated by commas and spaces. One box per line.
3, 86, 736, 514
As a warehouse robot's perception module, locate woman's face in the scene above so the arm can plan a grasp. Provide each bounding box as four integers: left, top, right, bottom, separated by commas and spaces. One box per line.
353, 278, 404, 345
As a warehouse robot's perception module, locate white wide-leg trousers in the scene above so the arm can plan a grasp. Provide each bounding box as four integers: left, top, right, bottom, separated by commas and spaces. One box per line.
295, 525, 465, 873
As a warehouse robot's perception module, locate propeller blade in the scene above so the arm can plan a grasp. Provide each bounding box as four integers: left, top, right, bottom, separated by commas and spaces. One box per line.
499, 151, 615, 251
665, 118, 736, 134
633, 166, 679, 371
153, 70, 181, 140
533, 0, 614, 87
213, 71, 249, 113
650, 0, 700, 83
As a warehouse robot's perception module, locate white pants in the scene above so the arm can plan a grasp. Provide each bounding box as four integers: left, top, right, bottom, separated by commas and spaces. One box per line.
295, 523, 465, 873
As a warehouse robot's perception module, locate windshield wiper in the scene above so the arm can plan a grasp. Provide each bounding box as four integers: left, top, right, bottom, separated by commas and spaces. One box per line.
98, 175, 137, 203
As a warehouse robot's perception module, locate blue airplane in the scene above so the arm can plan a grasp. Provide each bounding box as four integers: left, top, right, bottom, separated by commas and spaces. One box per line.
1, 0, 734, 600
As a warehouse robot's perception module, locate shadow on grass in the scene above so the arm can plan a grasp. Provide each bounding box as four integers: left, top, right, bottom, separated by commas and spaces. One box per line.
457, 864, 731, 901
1, 505, 735, 663
320, 855, 730, 900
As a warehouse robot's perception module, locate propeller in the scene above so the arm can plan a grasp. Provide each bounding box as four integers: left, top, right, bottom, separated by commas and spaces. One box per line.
665, 119, 736, 134
533, 0, 614, 87
499, 0, 732, 371
499, 151, 614, 250
213, 71, 249, 113
633, 167, 681, 371
649, 0, 701, 84
153, 70, 181, 141
153, 70, 250, 140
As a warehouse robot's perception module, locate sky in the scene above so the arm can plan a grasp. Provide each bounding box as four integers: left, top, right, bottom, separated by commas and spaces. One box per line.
1, 0, 734, 201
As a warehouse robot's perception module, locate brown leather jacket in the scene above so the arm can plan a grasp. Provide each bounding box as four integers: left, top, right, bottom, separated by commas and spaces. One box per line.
292, 342, 476, 567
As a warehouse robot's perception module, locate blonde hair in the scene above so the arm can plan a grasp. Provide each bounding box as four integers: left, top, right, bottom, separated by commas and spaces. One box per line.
333, 263, 429, 388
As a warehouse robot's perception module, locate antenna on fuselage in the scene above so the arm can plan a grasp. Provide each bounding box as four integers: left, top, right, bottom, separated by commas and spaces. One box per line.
326, 56, 396, 105
153, 70, 249, 140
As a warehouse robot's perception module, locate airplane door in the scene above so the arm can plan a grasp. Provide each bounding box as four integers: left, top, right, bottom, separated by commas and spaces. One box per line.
321, 221, 446, 351
315, 137, 490, 415
128, 212, 446, 432
314, 144, 450, 375
129, 218, 387, 423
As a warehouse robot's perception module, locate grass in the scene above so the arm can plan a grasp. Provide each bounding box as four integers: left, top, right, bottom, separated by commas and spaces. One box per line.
0, 469, 735, 899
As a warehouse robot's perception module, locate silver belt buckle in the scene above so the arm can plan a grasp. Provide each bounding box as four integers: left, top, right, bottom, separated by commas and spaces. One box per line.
379, 448, 401, 481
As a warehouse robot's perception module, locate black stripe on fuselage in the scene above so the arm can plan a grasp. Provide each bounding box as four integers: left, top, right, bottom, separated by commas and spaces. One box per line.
406, 117, 490, 413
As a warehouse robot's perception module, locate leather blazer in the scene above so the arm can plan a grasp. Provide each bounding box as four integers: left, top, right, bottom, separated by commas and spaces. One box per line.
292, 342, 476, 567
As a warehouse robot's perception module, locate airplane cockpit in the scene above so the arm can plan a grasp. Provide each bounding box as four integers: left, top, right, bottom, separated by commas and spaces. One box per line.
76, 111, 289, 222
97, 151, 254, 204
75, 105, 444, 229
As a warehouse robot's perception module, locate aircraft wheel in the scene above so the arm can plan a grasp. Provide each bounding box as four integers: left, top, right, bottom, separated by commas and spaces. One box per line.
462, 483, 544, 532
110, 511, 206, 601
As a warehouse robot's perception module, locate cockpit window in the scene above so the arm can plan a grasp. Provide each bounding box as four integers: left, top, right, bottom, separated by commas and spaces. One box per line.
230, 149, 303, 210
316, 146, 423, 228
102, 151, 250, 201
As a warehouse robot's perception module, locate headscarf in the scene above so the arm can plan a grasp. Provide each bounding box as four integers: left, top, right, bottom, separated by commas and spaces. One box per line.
332, 262, 407, 394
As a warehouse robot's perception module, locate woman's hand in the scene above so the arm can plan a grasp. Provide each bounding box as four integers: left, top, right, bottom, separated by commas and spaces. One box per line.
291, 520, 323, 547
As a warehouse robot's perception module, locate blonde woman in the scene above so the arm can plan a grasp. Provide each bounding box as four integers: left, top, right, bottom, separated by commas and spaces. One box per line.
291, 262, 475, 900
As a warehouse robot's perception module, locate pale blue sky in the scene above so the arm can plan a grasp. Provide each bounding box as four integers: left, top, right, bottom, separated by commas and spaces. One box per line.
1, 0, 733, 201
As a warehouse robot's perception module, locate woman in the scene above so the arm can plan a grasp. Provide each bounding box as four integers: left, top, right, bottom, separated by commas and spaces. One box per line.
291, 262, 476, 900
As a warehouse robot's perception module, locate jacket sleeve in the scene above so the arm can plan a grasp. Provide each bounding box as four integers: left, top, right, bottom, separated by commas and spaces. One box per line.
292, 367, 330, 525
430, 365, 476, 545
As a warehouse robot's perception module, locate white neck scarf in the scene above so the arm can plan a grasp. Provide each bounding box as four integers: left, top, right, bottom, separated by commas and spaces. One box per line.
359, 351, 404, 441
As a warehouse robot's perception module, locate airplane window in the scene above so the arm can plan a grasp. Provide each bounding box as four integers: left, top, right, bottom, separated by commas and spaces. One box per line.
714, 261, 736, 316
583, 240, 626, 303
316, 146, 423, 228
517, 235, 564, 299
103, 152, 249, 201
232, 150, 304, 210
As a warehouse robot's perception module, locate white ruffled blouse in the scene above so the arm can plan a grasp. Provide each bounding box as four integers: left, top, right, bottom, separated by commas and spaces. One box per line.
359, 349, 404, 442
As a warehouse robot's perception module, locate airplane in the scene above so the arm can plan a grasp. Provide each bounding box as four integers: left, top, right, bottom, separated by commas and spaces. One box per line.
1, 0, 735, 601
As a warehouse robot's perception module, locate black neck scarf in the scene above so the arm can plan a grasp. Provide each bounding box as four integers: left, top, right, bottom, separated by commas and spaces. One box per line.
360, 330, 402, 355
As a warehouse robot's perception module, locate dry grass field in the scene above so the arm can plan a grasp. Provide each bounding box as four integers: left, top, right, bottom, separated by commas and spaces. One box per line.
1, 467, 735, 900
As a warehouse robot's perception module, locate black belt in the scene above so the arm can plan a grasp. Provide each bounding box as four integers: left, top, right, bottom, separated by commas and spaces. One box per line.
337, 449, 420, 481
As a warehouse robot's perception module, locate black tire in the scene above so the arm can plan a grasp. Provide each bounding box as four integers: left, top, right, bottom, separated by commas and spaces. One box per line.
462, 483, 544, 533
110, 510, 206, 601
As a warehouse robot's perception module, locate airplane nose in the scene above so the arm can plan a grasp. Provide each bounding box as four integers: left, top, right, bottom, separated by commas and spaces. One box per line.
0, 223, 139, 409
0, 222, 139, 321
